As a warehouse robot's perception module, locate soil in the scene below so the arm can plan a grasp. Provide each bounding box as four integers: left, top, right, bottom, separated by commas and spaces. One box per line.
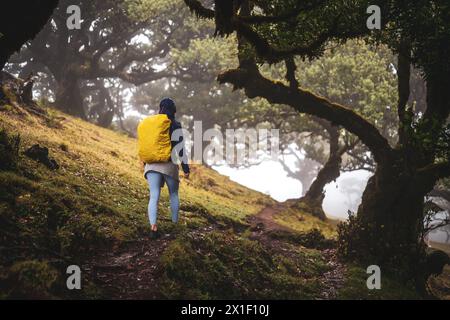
82, 203, 346, 299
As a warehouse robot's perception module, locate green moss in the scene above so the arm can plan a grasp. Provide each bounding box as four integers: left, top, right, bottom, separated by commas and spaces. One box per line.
1, 106, 426, 300
0, 108, 273, 298
337, 265, 419, 300
273, 207, 337, 239
5, 260, 58, 299
0, 127, 20, 170
159, 231, 328, 299
267, 228, 335, 249
0, 170, 145, 258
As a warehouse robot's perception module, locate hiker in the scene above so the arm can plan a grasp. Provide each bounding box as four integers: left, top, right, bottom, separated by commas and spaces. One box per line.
138, 98, 190, 238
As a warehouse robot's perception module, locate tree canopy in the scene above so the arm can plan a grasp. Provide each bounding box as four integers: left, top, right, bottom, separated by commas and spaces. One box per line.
184, 0, 450, 286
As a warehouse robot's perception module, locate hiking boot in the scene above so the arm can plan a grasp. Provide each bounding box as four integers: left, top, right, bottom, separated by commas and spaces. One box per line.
150, 230, 160, 240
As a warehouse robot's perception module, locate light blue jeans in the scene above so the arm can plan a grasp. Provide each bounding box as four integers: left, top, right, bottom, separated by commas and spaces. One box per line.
146, 171, 179, 226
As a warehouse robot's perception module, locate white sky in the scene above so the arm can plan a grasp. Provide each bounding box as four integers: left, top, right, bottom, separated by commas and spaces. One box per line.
214, 161, 449, 244
214, 160, 303, 201
129, 108, 448, 244
214, 161, 371, 220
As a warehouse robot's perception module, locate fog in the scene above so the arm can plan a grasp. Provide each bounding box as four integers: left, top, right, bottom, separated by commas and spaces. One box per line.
213, 160, 371, 219
214, 159, 450, 245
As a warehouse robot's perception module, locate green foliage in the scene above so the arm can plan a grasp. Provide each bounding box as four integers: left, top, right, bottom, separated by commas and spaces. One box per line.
125, 0, 180, 21
379, 1, 450, 78
160, 231, 327, 299
0, 105, 270, 298
337, 265, 419, 300
407, 118, 450, 161
2, 260, 58, 299
337, 214, 425, 283
297, 40, 397, 134
241, 39, 398, 170
267, 228, 334, 250
210, 1, 450, 79
337, 215, 368, 260
171, 36, 238, 76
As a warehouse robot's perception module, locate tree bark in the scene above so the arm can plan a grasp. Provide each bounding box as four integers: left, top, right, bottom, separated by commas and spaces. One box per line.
339, 157, 436, 290
340, 72, 450, 286
396, 49, 411, 146
299, 125, 341, 220
218, 54, 450, 287
191, 0, 450, 290
55, 76, 86, 119
0, 1, 58, 70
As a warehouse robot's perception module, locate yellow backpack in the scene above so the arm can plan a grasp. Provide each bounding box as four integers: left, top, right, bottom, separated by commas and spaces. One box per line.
137, 114, 172, 163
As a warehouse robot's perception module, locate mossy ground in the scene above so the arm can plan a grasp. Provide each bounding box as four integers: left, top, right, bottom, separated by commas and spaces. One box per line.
0, 106, 268, 297
336, 265, 419, 299
273, 207, 337, 239
159, 231, 329, 299
0, 105, 438, 299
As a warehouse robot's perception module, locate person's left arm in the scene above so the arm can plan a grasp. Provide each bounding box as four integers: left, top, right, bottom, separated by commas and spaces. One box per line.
170, 121, 190, 176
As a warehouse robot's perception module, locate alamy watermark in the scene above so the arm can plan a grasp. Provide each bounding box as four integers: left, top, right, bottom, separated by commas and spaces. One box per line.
66, 265, 81, 290
65, 4, 381, 32
66, 5, 81, 30
366, 265, 381, 290
170, 122, 280, 166
366, 5, 381, 30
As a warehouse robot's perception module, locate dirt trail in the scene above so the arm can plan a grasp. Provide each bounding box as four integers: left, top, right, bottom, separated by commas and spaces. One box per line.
248, 202, 291, 233
249, 202, 346, 299
82, 223, 216, 299
83, 234, 171, 299
82, 202, 345, 299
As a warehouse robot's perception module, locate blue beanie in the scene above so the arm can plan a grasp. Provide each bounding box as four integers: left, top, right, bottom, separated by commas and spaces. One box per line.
159, 98, 176, 116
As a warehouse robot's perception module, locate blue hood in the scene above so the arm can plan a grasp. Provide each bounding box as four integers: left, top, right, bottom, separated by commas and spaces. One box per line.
159, 98, 176, 120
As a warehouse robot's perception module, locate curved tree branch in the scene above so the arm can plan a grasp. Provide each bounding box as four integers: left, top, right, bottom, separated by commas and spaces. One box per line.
184, 0, 369, 63
218, 62, 393, 163
418, 162, 450, 181
429, 188, 450, 203
184, 0, 215, 19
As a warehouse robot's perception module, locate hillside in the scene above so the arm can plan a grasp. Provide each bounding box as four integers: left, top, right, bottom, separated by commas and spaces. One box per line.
0, 96, 443, 299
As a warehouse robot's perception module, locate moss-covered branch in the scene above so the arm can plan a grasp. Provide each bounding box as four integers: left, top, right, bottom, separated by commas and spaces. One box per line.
218, 64, 393, 163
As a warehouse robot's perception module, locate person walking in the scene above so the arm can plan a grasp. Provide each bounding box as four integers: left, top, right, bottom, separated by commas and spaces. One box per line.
139, 98, 190, 239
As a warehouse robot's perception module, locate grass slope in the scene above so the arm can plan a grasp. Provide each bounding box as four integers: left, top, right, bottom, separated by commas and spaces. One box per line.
0, 103, 425, 299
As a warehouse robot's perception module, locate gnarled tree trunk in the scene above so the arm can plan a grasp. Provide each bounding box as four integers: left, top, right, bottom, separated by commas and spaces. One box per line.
339, 157, 427, 277
190, 0, 450, 293
55, 75, 86, 119
299, 124, 342, 220
339, 71, 450, 289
